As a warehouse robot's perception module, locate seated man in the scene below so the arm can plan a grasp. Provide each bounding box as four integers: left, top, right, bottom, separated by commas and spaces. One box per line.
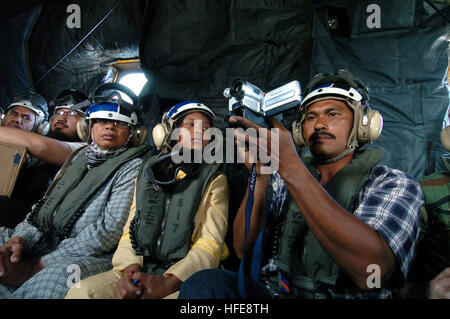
1, 89, 90, 165
0, 83, 149, 298
65, 101, 229, 299
1, 91, 48, 133
179, 70, 423, 299
46, 89, 91, 146
0, 89, 91, 228
401, 126, 450, 299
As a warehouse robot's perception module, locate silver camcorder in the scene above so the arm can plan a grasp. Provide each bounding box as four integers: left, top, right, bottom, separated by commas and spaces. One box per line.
223, 79, 302, 128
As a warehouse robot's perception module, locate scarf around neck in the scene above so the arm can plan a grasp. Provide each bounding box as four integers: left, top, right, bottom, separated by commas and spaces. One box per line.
85, 129, 133, 169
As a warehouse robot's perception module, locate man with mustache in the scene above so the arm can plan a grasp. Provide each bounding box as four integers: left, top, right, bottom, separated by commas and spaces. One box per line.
179, 70, 424, 299
0, 89, 90, 228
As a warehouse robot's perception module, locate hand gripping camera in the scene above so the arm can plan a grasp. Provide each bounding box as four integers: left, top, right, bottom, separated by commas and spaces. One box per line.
223, 79, 302, 128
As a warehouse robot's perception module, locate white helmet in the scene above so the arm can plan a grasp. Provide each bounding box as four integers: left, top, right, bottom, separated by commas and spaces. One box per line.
292, 70, 383, 164
4, 91, 49, 134
152, 100, 216, 151
77, 83, 147, 145
85, 102, 138, 126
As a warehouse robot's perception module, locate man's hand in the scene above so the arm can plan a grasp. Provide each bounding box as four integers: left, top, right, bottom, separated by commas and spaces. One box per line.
230, 116, 299, 176
5, 237, 26, 263
231, 116, 266, 174
0, 236, 26, 276
132, 272, 182, 299
429, 267, 450, 299
0, 237, 44, 288
114, 263, 143, 299
267, 117, 302, 175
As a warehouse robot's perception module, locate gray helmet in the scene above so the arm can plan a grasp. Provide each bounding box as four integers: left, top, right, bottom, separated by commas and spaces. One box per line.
7, 91, 49, 121
50, 89, 91, 115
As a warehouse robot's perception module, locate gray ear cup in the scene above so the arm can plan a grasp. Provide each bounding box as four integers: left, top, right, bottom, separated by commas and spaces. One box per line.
36, 120, 50, 135
76, 118, 89, 142
151, 111, 172, 150
152, 122, 170, 150
131, 126, 148, 146
441, 126, 450, 151
291, 120, 305, 147
357, 105, 383, 144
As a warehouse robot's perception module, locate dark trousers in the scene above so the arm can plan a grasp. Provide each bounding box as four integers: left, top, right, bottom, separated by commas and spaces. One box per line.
178, 268, 274, 299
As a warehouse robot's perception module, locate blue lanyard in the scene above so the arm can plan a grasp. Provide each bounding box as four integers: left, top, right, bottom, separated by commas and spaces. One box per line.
238, 164, 270, 298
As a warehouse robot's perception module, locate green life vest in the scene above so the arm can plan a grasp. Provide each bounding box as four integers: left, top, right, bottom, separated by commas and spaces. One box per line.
419, 171, 450, 232
409, 169, 450, 282
267, 148, 383, 298
31, 144, 149, 238
130, 155, 220, 276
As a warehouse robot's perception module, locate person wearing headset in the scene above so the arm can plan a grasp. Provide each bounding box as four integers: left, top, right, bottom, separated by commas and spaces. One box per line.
0, 83, 149, 298
0, 89, 91, 229
400, 126, 450, 299
65, 101, 229, 299
178, 70, 423, 299
48, 89, 91, 142
0, 89, 90, 166
1, 91, 48, 133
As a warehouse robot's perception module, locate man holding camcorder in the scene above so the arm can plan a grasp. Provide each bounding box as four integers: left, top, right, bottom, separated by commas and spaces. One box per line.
179, 70, 424, 299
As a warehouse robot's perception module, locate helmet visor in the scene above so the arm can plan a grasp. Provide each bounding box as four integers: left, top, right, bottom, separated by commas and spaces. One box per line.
86, 102, 137, 125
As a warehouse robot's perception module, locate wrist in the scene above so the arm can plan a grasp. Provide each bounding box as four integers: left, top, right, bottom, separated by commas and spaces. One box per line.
248, 172, 270, 191
8, 237, 26, 245
34, 258, 45, 273
122, 263, 141, 275
165, 274, 182, 292
277, 157, 302, 181
255, 173, 271, 182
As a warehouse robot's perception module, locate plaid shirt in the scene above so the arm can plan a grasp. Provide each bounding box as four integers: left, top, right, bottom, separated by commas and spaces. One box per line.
268, 165, 423, 299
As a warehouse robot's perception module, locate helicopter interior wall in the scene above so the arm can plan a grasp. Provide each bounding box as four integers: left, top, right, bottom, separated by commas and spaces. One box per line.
0, 0, 448, 180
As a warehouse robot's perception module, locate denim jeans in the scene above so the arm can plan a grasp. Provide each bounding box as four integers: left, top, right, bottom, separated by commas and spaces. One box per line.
178, 268, 273, 299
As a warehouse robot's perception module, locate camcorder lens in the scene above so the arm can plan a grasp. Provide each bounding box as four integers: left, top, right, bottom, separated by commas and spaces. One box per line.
231, 80, 244, 99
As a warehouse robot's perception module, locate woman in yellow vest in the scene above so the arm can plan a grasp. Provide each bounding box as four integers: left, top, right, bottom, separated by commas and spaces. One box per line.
66, 101, 229, 299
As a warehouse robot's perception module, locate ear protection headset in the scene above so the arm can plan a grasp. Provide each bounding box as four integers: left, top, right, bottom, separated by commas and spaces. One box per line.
152, 100, 216, 152
441, 126, 450, 151
292, 70, 383, 163
76, 83, 147, 146
2, 91, 50, 135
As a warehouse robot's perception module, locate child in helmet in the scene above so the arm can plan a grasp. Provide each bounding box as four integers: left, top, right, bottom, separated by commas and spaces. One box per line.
65, 101, 229, 299
0, 84, 150, 298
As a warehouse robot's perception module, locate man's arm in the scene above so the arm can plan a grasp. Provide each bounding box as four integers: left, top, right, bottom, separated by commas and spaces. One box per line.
0, 126, 74, 165
232, 173, 270, 259
279, 154, 398, 289
269, 115, 419, 290
230, 116, 415, 290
